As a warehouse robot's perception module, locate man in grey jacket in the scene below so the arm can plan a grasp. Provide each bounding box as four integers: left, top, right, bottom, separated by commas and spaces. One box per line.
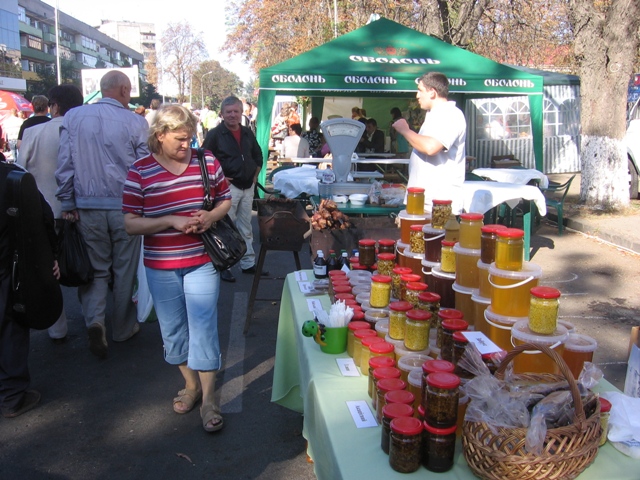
56, 71, 149, 358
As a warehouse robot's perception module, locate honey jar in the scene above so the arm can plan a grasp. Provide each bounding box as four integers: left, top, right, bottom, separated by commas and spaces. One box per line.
389, 417, 423, 473
459, 212, 484, 249
347, 321, 371, 357
495, 228, 525, 271
480, 224, 508, 264
406, 187, 425, 215
368, 356, 396, 398
378, 238, 396, 254
423, 224, 445, 263
425, 372, 460, 428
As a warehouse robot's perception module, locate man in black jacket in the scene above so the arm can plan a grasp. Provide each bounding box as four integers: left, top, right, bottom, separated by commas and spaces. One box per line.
202, 96, 266, 282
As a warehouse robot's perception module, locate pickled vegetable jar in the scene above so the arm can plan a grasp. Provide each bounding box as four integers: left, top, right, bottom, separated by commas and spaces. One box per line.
423, 224, 445, 263
480, 224, 508, 264
368, 356, 396, 398
440, 318, 469, 363
376, 253, 396, 276
440, 240, 456, 273
431, 199, 452, 229
417, 291, 441, 317
388, 301, 413, 340
409, 224, 425, 254
406, 187, 425, 215
405, 282, 428, 308
381, 403, 414, 454
389, 417, 423, 473
459, 212, 484, 249
425, 372, 460, 428
529, 286, 561, 334
404, 309, 432, 351
495, 228, 525, 271
370, 274, 392, 308
422, 422, 457, 472
358, 239, 377, 267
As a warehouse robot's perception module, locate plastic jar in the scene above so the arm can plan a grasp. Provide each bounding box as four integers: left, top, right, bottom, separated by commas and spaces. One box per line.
405, 282, 428, 308
372, 366, 402, 410
423, 224, 445, 263
353, 329, 378, 367
385, 335, 405, 360
404, 310, 432, 351
364, 308, 389, 329
389, 417, 423, 473
376, 378, 407, 423
398, 353, 431, 384
489, 262, 542, 317
395, 240, 410, 268
440, 318, 469, 363
440, 240, 456, 273
395, 342, 430, 361
421, 259, 438, 292
483, 306, 524, 353
480, 224, 508, 264
562, 333, 598, 379
375, 319, 389, 338
399, 273, 421, 302
529, 286, 561, 334
471, 292, 491, 336
477, 259, 492, 298
422, 422, 457, 472
355, 291, 371, 305
409, 224, 425, 254
431, 200, 452, 229
361, 336, 386, 374
381, 403, 415, 454
376, 253, 396, 276
510, 320, 569, 374
368, 356, 396, 398
417, 291, 441, 317
599, 398, 612, 446
347, 321, 371, 357
407, 369, 423, 411
388, 301, 413, 340
452, 282, 475, 327
406, 187, 425, 215
391, 267, 412, 300
453, 243, 481, 288
425, 372, 460, 428
370, 274, 392, 308
378, 238, 396, 255
399, 210, 430, 244
436, 309, 464, 349
459, 213, 484, 249
403, 248, 426, 279
421, 360, 455, 412
495, 228, 525, 271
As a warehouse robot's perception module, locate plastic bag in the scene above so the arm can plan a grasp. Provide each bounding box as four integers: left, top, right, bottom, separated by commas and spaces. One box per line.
132, 244, 155, 323
57, 220, 94, 287
599, 391, 640, 458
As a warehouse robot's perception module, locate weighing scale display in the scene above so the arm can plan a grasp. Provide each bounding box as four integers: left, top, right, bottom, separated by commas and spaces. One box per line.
325, 123, 363, 138
320, 119, 366, 182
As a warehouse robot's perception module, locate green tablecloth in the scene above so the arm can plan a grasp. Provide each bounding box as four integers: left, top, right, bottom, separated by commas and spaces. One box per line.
271, 271, 640, 480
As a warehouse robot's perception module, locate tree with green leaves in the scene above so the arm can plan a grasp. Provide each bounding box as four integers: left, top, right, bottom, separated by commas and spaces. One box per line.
29, 60, 80, 97
192, 60, 242, 111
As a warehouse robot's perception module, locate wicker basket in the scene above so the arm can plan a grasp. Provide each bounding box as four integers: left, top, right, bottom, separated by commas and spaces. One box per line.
462, 343, 601, 480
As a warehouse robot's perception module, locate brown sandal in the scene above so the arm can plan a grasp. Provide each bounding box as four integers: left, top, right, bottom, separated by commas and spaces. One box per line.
173, 388, 202, 414
200, 404, 224, 432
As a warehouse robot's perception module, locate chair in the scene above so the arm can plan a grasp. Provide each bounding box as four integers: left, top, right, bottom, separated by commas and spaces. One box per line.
541, 174, 576, 235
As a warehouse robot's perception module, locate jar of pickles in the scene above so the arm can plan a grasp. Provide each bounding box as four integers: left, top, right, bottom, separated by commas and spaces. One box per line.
381, 403, 414, 454
422, 422, 457, 472
495, 228, 525, 271
391, 267, 412, 299
370, 274, 392, 308
425, 372, 460, 428
376, 378, 407, 423
405, 282, 428, 308
347, 321, 371, 357
404, 309, 432, 351
389, 417, 423, 473
406, 187, 425, 215
440, 318, 469, 363
358, 239, 377, 267
417, 291, 441, 316
459, 212, 484, 249
440, 240, 456, 273
431, 199, 452, 229
529, 286, 561, 334
435, 309, 463, 349
368, 356, 396, 398
399, 273, 421, 302
409, 224, 425, 254
378, 238, 396, 255
480, 224, 508, 264
389, 301, 413, 340
376, 253, 395, 276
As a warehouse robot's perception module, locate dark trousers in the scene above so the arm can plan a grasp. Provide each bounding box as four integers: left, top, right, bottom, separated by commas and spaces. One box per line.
0, 268, 30, 413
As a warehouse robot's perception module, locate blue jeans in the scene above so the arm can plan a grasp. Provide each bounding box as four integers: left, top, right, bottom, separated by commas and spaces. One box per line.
146, 263, 221, 371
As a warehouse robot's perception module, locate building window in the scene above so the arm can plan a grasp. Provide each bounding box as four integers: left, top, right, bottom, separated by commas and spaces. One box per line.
543, 99, 561, 137
18, 7, 26, 23
505, 101, 531, 138
80, 35, 97, 52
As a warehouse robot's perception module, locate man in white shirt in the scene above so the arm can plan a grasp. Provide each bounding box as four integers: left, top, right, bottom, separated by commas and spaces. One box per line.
281, 123, 310, 158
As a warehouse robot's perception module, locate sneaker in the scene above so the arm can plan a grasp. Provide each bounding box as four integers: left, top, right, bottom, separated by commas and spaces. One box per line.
2, 390, 41, 418
220, 269, 236, 283
88, 323, 108, 359
241, 265, 269, 276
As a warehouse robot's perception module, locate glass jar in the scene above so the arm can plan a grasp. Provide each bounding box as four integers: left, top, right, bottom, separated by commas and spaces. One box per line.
440, 318, 469, 363
425, 372, 460, 428
459, 212, 484, 249
431, 199, 452, 229
385, 389, 415, 409
404, 309, 432, 351
404, 282, 428, 308
368, 356, 396, 398
562, 333, 598, 379
406, 187, 425, 215
422, 422, 457, 472
376, 253, 395, 276
372, 366, 402, 410
409, 224, 425, 254
421, 360, 455, 412
452, 332, 474, 379
361, 336, 385, 374
423, 224, 445, 263
599, 398, 612, 446
495, 228, 525, 271
529, 286, 561, 334
391, 267, 412, 299
378, 238, 396, 255
417, 292, 441, 317
408, 369, 423, 411
399, 273, 421, 302
388, 301, 413, 340
398, 353, 431, 384
376, 378, 407, 423
480, 224, 508, 264
358, 239, 377, 267
370, 274, 392, 308
444, 215, 460, 243
389, 417, 423, 473
440, 240, 456, 273
436, 309, 464, 349
353, 329, 378, 367
375, 319, 389, 339
370, 341, 395, 363
381, 403, 414, 454
346, 321, 371, 357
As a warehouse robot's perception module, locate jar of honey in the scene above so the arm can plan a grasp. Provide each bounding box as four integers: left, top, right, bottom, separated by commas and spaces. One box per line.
562, 333, 598, 379
489, 262, 542, 317
459, 213, 484, 249
471, 291, 491, 336
406, 187, 425, 215
422, 422, 458, 472
451, 282, 475, 327
399, 210, 430, 244
453, 243, 480, 288
495, 228, 525, 271
425, 372, 460, 428
421, 259, 438, 292
444, 215, 460, 243
431, 200, 452, 229
372, 366, 402, 411
407, 369, 423, 411
409, 224, 425, 254
529, 286, 561, 334
370, 274, 392, 308
476, 259, 492, 298
510, 320, 569, 374
361, 336, 386, 374
347, 321, 371, 357
480, 224, 509, 264
417, 291, 441, 317
403, 248, 426, 278
358, 239, 377, 267
376, 378, 407, 423
483, 306, 524, 353
375, 319, 389, 338
440, 240, 456, 273
440, 318, 469, 363
423, 224, 445, 263
353, 329, 378, 367
389, 417, 423, 473
397, 353, 431, 384
421, 359, 455, 412
389, 301, 413, 340
381, 403, 414, 454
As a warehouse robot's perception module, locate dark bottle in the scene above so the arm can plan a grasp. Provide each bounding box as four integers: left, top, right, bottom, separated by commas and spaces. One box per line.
314, 250, 328, 278
327, 250, 339, 272
340, 251, 350, 272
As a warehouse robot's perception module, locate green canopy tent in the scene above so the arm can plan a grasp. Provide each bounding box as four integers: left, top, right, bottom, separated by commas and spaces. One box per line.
257, 17, 546, 185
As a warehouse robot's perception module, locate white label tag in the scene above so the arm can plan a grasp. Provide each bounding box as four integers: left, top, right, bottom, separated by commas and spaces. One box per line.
462, 331, 502, 355
336, 358, 360, 377
299, 282, 315, 294
347, 400, 378, 428
306, 298, 323, 312
295, 271, 308, 281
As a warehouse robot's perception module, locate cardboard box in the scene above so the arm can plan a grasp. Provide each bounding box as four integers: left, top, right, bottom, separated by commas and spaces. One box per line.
624, 326, 640, 397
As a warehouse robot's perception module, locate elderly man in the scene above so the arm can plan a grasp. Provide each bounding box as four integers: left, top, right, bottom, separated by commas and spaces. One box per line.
56, 71, 149, 358
16, 95, 50, 150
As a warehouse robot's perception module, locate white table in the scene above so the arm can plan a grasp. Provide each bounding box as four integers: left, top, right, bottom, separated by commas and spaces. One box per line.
472, 168, 549, 188
287, 156, 409, 165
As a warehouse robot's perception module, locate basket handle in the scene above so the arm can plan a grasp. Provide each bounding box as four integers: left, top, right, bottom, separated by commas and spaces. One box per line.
494, 342, 587, 428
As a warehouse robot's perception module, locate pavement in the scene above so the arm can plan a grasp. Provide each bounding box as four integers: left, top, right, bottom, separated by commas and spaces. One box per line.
1, 180, 639, 479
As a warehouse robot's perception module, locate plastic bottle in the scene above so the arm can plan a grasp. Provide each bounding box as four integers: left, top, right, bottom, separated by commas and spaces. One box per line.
340, 251, 351, 272
314, 250, 327, 278
328, 250, 339, 272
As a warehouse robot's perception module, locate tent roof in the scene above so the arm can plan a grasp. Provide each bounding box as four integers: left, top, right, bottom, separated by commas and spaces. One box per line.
507, 65, 580, 86
260, 18, 544, 97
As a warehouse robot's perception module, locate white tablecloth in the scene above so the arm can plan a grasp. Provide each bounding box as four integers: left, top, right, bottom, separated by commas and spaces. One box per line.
472, 168, 549, 188
272, 165, 320, 198
462, 181, 547, 216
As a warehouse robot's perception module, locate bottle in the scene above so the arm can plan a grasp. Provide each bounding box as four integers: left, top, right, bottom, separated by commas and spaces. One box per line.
340, 251, 351, 272
327, 250, 339, 272
314, 250, 327, 278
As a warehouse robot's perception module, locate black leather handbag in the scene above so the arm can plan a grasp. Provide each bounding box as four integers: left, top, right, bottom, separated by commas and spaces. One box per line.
196, 149, 246, 271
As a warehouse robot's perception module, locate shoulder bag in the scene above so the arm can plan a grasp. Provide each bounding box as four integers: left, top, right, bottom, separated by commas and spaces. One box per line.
196, 148, 246, 271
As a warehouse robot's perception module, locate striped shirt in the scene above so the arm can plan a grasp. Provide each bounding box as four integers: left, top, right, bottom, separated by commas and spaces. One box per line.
122, 149, 231, 269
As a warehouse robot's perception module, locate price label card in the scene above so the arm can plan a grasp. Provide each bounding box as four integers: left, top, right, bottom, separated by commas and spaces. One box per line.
347, 400, 377, 428
336, 358, 360, 377
306, 298, 323, 312
294, 271, 308, 281
298, 282, 315, 294
462, 331, 502, 355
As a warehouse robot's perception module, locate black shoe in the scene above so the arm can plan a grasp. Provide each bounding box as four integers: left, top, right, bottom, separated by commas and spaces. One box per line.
241, 265, 269, 276
2, 390, 41, 418
220, 269, 236, 282
88, 323, 108, 359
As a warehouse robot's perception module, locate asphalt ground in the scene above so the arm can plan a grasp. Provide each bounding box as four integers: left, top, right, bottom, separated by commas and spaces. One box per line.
1, 197, 639, 479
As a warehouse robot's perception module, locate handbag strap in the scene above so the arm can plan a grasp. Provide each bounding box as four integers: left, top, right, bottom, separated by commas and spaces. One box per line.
196, 148, 213, 208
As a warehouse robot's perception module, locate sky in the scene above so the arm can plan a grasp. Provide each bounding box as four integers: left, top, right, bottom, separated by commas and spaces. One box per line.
42, 0, 253, 92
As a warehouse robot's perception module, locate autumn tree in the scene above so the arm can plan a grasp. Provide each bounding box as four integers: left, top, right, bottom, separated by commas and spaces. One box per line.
192, 60, 242, 111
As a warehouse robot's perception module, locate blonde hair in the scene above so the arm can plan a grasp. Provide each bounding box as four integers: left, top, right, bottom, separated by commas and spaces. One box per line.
148, 104, 197, 154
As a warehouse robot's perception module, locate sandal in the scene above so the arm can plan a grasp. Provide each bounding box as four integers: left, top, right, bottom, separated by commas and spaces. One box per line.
173, 388, 202, 414
200, 404, 224, 432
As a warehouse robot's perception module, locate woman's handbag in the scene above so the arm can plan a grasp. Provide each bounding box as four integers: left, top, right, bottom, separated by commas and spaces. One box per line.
196, 149, 246, 271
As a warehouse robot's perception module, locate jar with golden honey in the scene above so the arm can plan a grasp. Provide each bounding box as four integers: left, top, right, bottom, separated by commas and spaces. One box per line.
529, 286, 561, 334
369, 356, 396, 398
370, 274, 392, 308
406, 187, 425, 215
358, 239, 377, 267
440, 240, 456, 273
404, 309, 432, 351
361, 336, 386, 374
377, 253, 396, 276
347, 321, 371, 357
480, 224, 508, 264
459, 213, 484, 249
389, 301, 413, 340
562, 333, 598, 379
431, 199, 452, 229
353, 329, 378, 367
418, 291, 441, 316
378, 238, 396, 255
409, 224, 425, 254
392, 267, 413, 299
405, 282, 428, 308
440, 318, 469, 363
436, 309, 464, 349
399, 210, 430, 244
495, 228, 525, 271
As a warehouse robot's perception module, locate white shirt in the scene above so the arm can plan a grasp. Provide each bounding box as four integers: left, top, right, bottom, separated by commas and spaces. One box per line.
282, 135, 310, 158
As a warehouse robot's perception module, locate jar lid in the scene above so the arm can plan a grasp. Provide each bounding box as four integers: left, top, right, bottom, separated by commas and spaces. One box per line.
362, 336, 385, 348
329, 269, 347, 276
400, 273, 421, 282
354, 329, 378, 339
407, 187, 425, 194
442, 318, 469, 331
352, 264, 369, 270
564, 333, 598, 352
370, 341, 395, 354
377, 253, 396, 261
423, 422, 457, 435
460, 213, 484, 221
406, 309, 432, 321
359, 239, 376, 246
378, 238, 396, 246
431, 266, 456, 280
484, 306, 526, 326
599, 397, 612, 413
365, 309, 389, 322
398, 210, 430, 220
373, 366, 402, 380
421, 258, 440, 269
349, 256, 359, 264
371, 274, 392, 283
389, 300, 413, 312
352, 310, 365, 321
422, 224, 446, 235
417, 404, 425, 416
530, 286, 561, 299
385, 389, 415, 405
383, 402, 414, 420
452, 243, 481, 256
422, 359, 455, 374
335, 293, 355, 301
385, 335, 405, 349
470, 291, 491, 304
437, 309, 464, 320
426, 372, 461, 389
398, 353, 431, 371
344, 299, 359, 306
377, 378, 407, 393
476, 259, 491, 271
481, 224, 509, 234
410, 224, 424, 231
511, 319, 569, 345
348, 321, 371, 331
392, 266, 413, 275
406, 281, 428, 291
441, 240, 456, 247
496, 227, 525, 239
333, 285, 352, 293
374, 319, 389, 332
418, 291, 441, 302
432, 199, 452, 205
391, 416, 423, 435
369, 355, 395, 369
452, 331, 468, 343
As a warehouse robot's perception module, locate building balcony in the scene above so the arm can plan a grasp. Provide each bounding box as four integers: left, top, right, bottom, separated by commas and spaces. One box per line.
21, 46, 56, 63
43, 32, 56, 43
19, 22, 43, 38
